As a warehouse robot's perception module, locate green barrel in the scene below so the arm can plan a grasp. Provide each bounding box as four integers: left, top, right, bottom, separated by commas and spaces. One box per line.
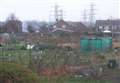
101, 37, 112, 51
91, 38, 102, 51
80, 37, 112, 52
80, 38, 90, 52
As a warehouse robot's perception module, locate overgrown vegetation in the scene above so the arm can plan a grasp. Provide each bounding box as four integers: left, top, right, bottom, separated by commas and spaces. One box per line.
0, 43, 120, 83
39, 76, 112, 83
0, 62, 40, 83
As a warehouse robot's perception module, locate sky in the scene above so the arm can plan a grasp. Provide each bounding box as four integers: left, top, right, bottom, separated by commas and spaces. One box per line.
0, 0, 119, 22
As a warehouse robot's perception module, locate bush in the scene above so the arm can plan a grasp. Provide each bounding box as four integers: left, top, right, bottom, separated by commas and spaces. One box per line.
0, 62, 40, 83
20, 45, 27, 50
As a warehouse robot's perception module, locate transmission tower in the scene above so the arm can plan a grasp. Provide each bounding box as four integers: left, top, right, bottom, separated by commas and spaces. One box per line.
54, 4, 63, 22
83, 9, 87, 23
89, 3, 96, 27
54, 4, 59, 22
59, 9, 63, 20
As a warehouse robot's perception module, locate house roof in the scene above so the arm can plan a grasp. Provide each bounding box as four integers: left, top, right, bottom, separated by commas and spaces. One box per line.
53, 20, 70, 29
67, 21, 89, 32
52, 28, 73, 33
52, 20, 91, 33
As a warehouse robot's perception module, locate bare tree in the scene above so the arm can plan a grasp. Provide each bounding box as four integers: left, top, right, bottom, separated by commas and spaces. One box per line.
5, 14, 22, 33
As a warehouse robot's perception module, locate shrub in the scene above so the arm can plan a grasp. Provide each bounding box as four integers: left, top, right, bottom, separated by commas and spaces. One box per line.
0, 62, 40, 83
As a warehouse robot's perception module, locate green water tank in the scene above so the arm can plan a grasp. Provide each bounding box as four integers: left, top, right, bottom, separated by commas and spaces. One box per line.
80, 37, 112, 52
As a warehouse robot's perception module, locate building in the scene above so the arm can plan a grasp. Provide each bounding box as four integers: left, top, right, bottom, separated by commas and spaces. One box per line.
96, 20, 120, 33
95, 19, 120, 37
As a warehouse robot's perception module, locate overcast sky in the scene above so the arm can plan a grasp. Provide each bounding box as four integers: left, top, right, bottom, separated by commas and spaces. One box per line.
0, 0, 119, 21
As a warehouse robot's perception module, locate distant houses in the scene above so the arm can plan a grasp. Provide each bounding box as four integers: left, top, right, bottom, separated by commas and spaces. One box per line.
0, 18, 92, 35
95, 19, 120, 37
96, 19, 120, 32
1, 18, 120, 38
